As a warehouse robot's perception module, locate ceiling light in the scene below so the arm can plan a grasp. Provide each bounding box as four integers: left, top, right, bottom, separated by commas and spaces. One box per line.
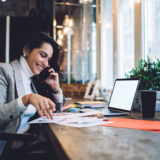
79, 0, 92, 4
134, 0, 140, 3
57, 30, 62, 35
53, 19, 57, 27
59, 34, 63, 39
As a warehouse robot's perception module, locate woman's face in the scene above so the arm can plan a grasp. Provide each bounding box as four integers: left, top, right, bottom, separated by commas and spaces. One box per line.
23, 42, 53, 75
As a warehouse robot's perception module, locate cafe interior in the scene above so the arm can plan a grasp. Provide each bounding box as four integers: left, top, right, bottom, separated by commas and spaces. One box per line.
0, 0, 160, 160
0, 0, 159, 97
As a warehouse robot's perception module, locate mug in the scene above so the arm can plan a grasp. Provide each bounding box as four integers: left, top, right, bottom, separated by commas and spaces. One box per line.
141, 90, 156, 118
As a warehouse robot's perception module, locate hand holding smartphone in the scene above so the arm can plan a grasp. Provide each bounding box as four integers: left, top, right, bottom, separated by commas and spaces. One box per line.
38, 67, 51, 83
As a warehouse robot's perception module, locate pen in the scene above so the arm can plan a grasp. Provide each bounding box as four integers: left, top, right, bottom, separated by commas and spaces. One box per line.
103, 119, 109, 121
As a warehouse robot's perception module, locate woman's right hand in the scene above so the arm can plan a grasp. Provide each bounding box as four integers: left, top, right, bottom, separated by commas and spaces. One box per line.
22, 94, 56, 119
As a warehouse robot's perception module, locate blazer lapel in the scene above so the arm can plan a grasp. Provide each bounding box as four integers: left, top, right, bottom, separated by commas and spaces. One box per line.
10, 59, 26, 97
31, 78, 38, 94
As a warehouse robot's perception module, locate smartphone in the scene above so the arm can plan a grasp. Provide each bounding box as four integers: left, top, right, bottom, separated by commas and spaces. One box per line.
38, 67, 50, 83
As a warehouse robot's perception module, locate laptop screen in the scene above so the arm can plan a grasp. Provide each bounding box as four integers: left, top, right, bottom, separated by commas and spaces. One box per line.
108, 79, 139, 111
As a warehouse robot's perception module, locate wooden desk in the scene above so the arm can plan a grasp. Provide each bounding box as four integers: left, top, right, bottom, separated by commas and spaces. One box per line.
44, 99, 160, 160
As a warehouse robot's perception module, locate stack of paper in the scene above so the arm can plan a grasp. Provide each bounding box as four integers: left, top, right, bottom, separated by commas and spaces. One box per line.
29, 111, 113, 128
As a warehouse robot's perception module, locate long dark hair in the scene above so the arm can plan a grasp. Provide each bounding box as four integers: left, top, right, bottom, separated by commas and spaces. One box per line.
15, 31, 64, 76
15, 31, 64, 99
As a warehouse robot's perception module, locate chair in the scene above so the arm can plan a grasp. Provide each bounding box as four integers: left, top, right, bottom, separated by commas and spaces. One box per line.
60, 83, 88, 98
0, 132, 37, 160
0, 132, 58, 160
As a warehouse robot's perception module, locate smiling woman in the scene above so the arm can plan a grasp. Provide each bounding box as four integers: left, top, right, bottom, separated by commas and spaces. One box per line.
0, 31, 65, 158
24, 43, 53, 75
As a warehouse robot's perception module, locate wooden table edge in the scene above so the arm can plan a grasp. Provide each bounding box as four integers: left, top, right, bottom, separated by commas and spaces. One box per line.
44, 123, 70, 160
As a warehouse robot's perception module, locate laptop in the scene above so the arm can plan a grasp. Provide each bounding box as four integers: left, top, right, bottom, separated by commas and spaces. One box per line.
96, 78, 140, 116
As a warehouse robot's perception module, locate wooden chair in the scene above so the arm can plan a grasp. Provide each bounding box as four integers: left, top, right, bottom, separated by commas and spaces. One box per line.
60, 83, 88, 98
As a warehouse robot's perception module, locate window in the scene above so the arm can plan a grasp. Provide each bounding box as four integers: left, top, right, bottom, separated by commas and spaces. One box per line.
100, 0, 113, 89
54, 0, 97, 83
118, 0, 134, 78
143, 0, 160, 61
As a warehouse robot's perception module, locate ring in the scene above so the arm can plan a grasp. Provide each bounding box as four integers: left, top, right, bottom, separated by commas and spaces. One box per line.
50, 106, 52, 109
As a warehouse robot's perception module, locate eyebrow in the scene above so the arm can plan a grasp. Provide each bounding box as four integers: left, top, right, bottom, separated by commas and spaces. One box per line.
39, 51, 52, 59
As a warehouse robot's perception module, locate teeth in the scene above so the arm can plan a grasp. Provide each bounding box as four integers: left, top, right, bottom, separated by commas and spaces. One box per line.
37, 65, 42, 70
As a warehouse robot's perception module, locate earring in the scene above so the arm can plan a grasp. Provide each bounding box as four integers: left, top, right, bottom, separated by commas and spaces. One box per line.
23, 54, 26, 57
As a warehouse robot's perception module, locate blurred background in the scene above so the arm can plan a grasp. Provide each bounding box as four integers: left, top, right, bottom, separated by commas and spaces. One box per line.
0, 0, 159, 90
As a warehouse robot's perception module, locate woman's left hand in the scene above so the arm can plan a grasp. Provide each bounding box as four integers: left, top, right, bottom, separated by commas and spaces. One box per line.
43, 68, 60, 94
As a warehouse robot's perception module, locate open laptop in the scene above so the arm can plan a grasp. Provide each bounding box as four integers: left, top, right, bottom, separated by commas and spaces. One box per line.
96, 78, 140, 116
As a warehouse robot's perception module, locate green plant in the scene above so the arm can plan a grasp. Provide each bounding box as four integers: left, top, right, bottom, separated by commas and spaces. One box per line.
125, 56, 160, 90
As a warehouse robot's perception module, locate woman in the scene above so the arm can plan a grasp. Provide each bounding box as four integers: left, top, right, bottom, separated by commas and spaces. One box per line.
0, 32, 65, 157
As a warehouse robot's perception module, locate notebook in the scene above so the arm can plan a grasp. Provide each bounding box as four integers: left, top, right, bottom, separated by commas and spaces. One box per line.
96, 78, 140, 116
74, 101, 106, 108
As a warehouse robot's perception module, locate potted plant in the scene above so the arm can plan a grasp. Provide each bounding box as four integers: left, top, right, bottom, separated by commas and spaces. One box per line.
125, 56, 160, 111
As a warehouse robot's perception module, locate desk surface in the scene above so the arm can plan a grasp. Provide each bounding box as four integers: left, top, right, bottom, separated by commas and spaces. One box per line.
44, 99, 160, 160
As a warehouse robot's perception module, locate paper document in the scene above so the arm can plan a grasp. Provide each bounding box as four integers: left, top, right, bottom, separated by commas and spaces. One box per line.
29, 116, 66, 124
29, 111, 114, 127
57, 117, 102, 124
29, 111, 101, 124
55, 117, 113, 128
63, 121, 113, 128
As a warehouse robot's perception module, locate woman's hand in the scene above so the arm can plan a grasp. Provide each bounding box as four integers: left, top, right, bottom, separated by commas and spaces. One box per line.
22, 94, 56, 119
43, 68, 60, 93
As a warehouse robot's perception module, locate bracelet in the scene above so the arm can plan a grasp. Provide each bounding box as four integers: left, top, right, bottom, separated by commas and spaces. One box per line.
52, 88, 60, 94
28, 93, 33, 103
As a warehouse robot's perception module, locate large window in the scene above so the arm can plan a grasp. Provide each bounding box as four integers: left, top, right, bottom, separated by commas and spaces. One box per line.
143, 0, 160, 61
100, 0, 113, 89
54, 0, 97, 84
118, 0, 135, 78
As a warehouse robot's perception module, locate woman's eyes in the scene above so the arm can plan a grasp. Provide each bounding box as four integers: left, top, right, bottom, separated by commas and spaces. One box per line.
40, 53, 46, 58
40, 53, 51, 62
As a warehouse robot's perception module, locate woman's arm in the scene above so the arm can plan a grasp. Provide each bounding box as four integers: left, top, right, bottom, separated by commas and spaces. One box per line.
42, 68, 66, 110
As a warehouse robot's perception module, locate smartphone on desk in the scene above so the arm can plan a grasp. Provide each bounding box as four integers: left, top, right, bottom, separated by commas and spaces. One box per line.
37, 67, 51, 83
